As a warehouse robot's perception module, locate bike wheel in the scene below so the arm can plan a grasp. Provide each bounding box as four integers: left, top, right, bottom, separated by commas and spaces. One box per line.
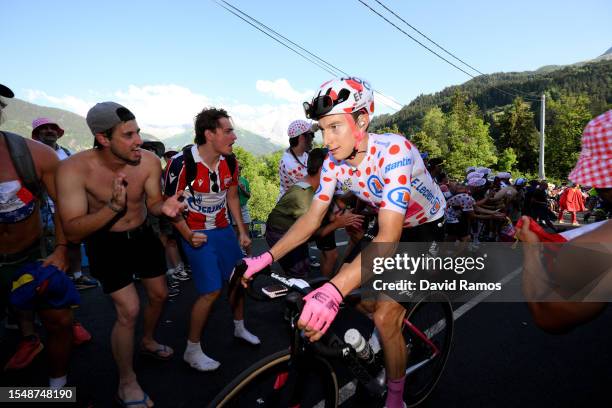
402, 292, 454, 407
208, 349, 339, 408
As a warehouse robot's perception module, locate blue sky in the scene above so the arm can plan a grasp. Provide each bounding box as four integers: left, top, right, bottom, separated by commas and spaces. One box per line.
3, 0, 611, 144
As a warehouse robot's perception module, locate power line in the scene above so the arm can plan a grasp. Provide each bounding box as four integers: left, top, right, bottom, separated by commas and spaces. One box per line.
212, 0, 404, 111
358, 0, 540, 102
372, 0, 540, 101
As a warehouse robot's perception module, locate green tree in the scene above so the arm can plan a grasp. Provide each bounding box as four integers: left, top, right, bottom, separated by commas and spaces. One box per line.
421, 107, 447, 154
545, 94, 592, 179
497, 147, 517, 172
496, 97, 539, 173
412, 130, 442, 158
444, 93, 498, 178
374, 123, 401, 135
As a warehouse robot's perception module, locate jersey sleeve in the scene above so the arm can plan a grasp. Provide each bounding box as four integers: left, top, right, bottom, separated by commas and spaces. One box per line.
380, 140, 414, 215
313, 157, 338, 204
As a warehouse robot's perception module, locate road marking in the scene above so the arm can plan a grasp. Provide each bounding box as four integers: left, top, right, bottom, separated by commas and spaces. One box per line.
453, 266, 522, 320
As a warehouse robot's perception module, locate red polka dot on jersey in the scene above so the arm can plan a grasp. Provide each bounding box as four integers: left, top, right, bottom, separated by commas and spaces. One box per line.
416, 212, 424, 219
378, 158, 384, 167
363, 191, 370, 198
380, 201, 386, 207
398, 175, 407, 185
356, 170, 361, 177
418, 217, 428, 224
319, 194, 330, 201
389, 145, 400, 154
366, 167, 371, 175
404, 141, 411, 150
348, 169, 353, 176
341, 168, 345, 175
384, 178, 390, 184
329, 162, 335, 169
298, 166, 302, 171
359, 181, 365, 188
323, 177, 332, 182
370, 146, 376, 155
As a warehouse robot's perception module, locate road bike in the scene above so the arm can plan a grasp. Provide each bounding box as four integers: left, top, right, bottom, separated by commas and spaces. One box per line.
207, 264, 454, 407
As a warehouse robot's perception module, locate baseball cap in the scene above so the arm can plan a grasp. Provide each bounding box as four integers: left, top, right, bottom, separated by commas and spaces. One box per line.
86, 102, 135, 135
287, 120, 313, 139
568, 110, 612, 188
496, 172, 511, 179
0, 83, 14, 98
32, 117, 65, 137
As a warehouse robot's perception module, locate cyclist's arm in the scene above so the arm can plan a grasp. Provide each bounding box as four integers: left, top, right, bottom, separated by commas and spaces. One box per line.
269, 199, 329, 260
330, 208, 404, 296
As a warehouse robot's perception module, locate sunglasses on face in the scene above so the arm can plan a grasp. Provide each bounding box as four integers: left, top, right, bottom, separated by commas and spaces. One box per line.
209, 171, 219, 193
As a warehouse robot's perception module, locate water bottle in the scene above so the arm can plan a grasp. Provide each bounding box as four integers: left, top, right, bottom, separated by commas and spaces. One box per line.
344, 329, 375, 364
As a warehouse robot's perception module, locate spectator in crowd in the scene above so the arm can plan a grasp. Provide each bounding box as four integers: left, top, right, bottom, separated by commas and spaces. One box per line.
1, 83, 73, 388
558, 183, 586, 225
163, 108, 257, 373
265, 148, 363, 277
57, 102, 183, 406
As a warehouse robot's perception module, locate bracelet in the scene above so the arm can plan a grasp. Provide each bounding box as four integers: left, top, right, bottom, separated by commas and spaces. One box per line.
107, 200, 123, 213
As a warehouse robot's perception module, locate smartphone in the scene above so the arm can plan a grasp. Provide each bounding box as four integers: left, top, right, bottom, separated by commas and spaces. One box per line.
262, 285, 288, 299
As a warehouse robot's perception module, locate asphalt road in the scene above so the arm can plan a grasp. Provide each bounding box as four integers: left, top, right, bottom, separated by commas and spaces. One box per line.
1, 227, 610, 407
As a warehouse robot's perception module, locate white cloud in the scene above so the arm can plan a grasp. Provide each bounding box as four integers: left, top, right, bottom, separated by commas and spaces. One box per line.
24, 79, 322, 146
256, 78, 313, 103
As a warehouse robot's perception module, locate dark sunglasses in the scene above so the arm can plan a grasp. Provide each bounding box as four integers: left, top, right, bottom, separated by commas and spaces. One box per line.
209, 171, 219, 193
303, 89, 350, 119
303, 131, 315, 139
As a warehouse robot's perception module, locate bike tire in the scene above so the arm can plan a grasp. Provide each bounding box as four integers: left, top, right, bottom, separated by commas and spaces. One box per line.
208, 349, 339, 408
402, 292, 454, 407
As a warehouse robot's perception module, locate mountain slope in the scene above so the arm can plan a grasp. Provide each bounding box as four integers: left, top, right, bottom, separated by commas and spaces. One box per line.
2, 99, 282, 155
371, 59, 612, 134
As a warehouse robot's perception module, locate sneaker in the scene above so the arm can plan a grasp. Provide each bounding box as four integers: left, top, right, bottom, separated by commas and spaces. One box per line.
4, 335, 44, 370
73, 275, 99, 290
72, 322, 92, 346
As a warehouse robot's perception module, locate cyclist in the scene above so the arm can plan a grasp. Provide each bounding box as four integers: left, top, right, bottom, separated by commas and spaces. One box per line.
240, 77, 446, 408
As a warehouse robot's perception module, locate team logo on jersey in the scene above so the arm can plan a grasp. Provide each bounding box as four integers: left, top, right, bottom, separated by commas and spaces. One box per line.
367, 175, 384, 198
168, 173, 177, 185
197, 179, 203, 187
429, 197, 442, 215
384, 157, 411, 173
387, 187, 411, 209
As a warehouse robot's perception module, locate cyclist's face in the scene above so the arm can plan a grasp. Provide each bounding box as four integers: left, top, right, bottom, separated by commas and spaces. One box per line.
318, 113, 360, 161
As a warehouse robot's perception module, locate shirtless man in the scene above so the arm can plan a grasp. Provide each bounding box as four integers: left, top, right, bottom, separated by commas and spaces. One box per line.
56, 102, 185, 407
0, 83, 72, 388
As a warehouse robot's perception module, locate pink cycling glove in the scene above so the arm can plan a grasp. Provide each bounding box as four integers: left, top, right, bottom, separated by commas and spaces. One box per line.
243, 251, 274, 279
299, 282, 343, 333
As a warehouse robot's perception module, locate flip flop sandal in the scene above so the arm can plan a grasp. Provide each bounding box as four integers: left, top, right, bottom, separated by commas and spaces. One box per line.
140, 344, 173, 361
115, 392, 151, 407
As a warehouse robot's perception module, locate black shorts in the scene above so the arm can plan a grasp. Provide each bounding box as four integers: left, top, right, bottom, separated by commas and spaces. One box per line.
315, 230, 337, 251
84, 224, 166, 294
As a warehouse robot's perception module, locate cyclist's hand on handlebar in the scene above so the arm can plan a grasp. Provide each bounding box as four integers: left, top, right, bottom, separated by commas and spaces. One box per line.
240, 251, 274, 288
297, 282, 343, 342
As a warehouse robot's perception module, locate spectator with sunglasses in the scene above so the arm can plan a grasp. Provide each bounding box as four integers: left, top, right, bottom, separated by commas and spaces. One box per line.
278, 120, 315, 201
163, 108, 258, 373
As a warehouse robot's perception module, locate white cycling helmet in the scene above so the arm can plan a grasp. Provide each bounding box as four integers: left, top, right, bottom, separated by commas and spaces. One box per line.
303, 77, 374, 120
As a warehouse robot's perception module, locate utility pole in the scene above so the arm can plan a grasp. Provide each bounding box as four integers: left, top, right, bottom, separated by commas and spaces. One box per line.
539, 93, 546, 179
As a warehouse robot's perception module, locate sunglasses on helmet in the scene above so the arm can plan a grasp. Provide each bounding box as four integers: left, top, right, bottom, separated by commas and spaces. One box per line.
303, 89, 351, 120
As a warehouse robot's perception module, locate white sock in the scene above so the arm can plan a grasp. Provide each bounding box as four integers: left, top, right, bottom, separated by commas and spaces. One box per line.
234, 320, 260, 345
49, 376, 67, 389
73, 271, 83, 279
184, 341, 219, 371
185, 340, 201, 354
